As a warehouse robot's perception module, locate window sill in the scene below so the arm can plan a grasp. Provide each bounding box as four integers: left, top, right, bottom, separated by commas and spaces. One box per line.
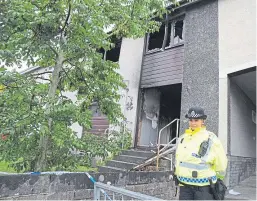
145, 43, 184, 55
145, 48, 163, 54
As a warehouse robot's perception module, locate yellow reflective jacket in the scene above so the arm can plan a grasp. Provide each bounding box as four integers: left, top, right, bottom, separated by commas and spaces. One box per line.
175, 127, 227, 186
0, 85, 4, 92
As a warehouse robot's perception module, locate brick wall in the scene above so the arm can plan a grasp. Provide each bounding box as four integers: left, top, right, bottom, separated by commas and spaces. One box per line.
227, 155, 256, 188
0, 171, 176, 200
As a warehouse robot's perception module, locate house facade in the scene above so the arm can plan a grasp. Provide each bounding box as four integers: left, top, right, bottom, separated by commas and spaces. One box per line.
118, 0, 256, 187
16, 0, 256, 188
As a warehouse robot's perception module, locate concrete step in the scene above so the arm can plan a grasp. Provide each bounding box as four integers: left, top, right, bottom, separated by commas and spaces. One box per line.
135, 146, 157, 152
122, 150, 154, 158
106, 160, 137, 170
98, 166, 127, 173
114, 155, 147, 164
89, 128, 107, 132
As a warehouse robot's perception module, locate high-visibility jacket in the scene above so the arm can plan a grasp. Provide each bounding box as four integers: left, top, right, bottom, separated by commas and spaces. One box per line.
0, 85, 4, 92
175, 127, 227, 186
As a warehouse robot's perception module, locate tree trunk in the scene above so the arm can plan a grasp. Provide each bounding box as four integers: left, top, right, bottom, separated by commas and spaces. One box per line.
35, 52, 64, 171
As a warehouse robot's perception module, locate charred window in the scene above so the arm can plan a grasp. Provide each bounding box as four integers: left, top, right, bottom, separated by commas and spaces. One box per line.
146, 16, 184, 52
98, 37, 122, 62
173, 20, 184, 45
105, 39, 121, 62
164, 22, 172, 48
148, 23, 166, 51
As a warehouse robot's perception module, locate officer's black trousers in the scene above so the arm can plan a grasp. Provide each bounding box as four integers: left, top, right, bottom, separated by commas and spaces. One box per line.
179, 185, 215, 200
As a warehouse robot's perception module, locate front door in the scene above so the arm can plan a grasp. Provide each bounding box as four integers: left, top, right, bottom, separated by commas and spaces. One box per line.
138, 88, 160, 147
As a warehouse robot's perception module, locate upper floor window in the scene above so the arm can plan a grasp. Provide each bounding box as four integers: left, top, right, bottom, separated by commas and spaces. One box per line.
104, 38, 122, 62
98, 37, 122, 62
146, 16, 184, 53
147, 23, 166, 50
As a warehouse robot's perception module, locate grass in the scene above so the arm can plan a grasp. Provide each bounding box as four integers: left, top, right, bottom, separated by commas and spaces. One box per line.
76, 166, 97, 172
0, 161, 16, 173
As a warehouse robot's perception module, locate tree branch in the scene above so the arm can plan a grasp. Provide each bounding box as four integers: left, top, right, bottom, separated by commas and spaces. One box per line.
77, 66, 90, 89
107, 20, 128, 39
1, 82, 20, 89
65, 59, 90, 89
61, 1, 71, 35
4, 30, 18, 42
47, 43, 58, 57
130, 0, 136, 19
34, 77, 52, 82
61, 66, 77, 86
29, 94, 35, 110
65, 60, 89, 89
63, 57, 75, 63
65, 59, 77, 67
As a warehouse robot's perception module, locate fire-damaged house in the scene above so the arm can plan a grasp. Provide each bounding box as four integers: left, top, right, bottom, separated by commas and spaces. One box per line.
18, 0, 255, 190
115, 0, 256, 189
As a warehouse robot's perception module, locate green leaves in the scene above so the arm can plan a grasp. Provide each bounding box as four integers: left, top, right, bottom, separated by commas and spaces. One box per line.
0, 71, 129, 172
0, 0, 181, 171
79, 129, 132, 166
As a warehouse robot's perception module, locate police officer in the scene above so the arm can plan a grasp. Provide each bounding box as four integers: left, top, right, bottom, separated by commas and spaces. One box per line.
174, 107, 227, 200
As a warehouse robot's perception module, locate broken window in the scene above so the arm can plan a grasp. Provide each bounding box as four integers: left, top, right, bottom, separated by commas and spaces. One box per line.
146, 16, 184, 52
147, 23, 166, 51
105, 39, 122, 62
98, 37, 122, 62
173, 20, 184, 45
164, 22, 172, 48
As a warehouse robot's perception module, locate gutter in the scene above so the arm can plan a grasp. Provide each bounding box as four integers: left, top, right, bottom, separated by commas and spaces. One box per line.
168, 0, 204, 11
20, 66, 41, 75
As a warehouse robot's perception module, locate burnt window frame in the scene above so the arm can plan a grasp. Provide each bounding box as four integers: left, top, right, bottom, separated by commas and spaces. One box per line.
145, 22, 166, 52
168, 17, 184, 47
103, 38, 122, 62
145, 14, 185, 54
98, 36, 122, 63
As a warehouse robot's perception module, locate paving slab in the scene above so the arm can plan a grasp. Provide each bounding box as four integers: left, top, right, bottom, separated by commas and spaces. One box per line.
225, 175, 256, 200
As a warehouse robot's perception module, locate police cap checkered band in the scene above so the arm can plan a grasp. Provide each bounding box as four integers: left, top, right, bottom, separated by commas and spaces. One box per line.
185, 107, 207, 119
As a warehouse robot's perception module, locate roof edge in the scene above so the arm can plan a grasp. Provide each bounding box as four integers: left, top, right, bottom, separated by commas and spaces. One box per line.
168, 0, 204, 11
20, 66, 41, 75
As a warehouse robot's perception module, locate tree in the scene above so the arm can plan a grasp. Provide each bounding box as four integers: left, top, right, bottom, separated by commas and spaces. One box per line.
0, 0, 179, 172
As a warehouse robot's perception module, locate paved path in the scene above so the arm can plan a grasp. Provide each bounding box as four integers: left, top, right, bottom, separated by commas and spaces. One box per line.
225, 175, 256, 200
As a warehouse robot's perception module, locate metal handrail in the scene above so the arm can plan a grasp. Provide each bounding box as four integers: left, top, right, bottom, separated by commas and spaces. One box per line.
156, 118, 180, 170
151, 150, 172, 161
159, 136, 177, 154
94, 182, 163, 200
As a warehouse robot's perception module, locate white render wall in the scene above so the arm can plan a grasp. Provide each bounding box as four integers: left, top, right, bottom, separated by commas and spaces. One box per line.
219, 0, 256, 72
118, 38, 145, 145
16, 37, 146, 141
21, 67, 83, 138
218, 0, 257, 153
229, 80, 256, 157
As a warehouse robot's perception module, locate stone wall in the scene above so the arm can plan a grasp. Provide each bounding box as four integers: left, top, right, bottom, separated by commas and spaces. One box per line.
0, 171, 176, 200
227, 155, 256, 188
125, 181, 175, 200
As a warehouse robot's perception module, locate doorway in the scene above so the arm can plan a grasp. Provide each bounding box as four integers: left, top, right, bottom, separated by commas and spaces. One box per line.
137, 83, 182, 147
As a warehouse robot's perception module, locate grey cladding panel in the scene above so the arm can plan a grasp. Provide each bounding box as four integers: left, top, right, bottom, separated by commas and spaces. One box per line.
141, 45, 184, 88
